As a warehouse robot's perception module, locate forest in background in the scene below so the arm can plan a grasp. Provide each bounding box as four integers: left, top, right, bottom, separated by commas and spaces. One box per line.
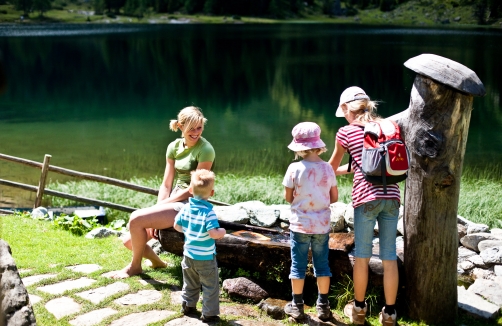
2, 0, 502, 26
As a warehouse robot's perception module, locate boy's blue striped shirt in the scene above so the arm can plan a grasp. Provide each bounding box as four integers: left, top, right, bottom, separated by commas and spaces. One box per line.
174, 197, 220, 260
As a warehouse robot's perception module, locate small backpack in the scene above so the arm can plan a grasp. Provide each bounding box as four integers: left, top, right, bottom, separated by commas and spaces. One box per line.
348, 120, 410, 193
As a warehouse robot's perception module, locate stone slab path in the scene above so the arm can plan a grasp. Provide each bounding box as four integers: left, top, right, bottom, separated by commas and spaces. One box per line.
22, 263, 347, 326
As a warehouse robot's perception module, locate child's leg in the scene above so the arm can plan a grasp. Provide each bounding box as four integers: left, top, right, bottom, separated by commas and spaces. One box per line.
198, 256, 220, 317
310, 233, 332, 289
181, 256, 201, 307
289, 231, 311, 302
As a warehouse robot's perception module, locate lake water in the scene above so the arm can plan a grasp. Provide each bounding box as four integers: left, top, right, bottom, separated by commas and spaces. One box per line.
1, 24, 501, 207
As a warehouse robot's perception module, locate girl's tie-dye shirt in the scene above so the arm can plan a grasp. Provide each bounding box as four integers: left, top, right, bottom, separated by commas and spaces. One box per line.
282, 160, 337, 234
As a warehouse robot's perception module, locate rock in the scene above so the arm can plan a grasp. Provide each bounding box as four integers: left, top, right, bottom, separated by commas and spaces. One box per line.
258, 298, 288, 320
109, 310, 175, 326
222, 277, 269, 303
66, 264, 102, 274
478, 240, 502, 252
460, 233, 500, 252
460, 260, 474, 271
76, 282, 130, 304
69, 308, 118, 326
31, 206, 49, 219
148, 238, 167, 256
495, 265, 502, 276
344, 204, 355, 228
458, 246, 477, 260
491, 228, 502, 235
480, 246, 502, 264
329, 202, 346, 232
458, 224, 467, 241
0, 240, 37, 326
113, 290, 162, 306
22, 273, 58, 287
468, 255, 488, 268
270, 204, 291, 222
458, 286, 499, 319
467, 223, 490, 234
471, 267, 495, 280
37, 277, 96, 295
454, 16, 461, 22
45, 297, 81, 319
468, 279, 502, 306
214, 206, 250, 224
248, 207, 278, 227
86, 227, 122, 239
164, 315, 205, 325
457, 215, 472, 226
235, 201, 267, 210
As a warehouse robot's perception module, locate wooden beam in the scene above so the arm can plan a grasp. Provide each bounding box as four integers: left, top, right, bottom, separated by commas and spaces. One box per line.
34, 154, 51, 208
0, 179, 136, 213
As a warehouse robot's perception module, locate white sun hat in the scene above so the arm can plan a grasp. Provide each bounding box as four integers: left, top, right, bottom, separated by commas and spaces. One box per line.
335, 86, 370, 117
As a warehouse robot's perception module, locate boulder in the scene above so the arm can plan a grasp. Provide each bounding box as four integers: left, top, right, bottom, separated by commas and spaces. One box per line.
329, 202, 347, 232
478, 240, 502, 252
248, 207, 279, 228
468, 279, 502, 306
222, 277, 269, 303
480, 247, 502, 264
0, 240, 37, 326
458, 286, 499, 319
213, 206, 250, 224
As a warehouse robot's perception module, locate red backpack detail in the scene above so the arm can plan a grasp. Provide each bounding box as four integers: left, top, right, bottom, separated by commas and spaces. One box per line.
348, 120, 410, 193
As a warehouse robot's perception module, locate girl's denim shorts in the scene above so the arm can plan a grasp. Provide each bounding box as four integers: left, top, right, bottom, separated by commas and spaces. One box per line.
289, 231, 332, 279
353, 199, 400, 261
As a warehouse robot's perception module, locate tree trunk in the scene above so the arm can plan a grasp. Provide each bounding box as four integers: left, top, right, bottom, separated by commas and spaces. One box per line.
401, 75, 473, 323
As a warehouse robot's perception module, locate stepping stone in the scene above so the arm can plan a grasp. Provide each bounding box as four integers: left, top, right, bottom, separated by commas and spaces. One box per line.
229, 321, 284, 326
164, 316, 205, 325
101, 271, 118, 278
114, 290, 162, 306
37, 277, 96, 295
170, 290, 183, 306
18, 268, 33, 274
76, 281, 130, 304
69, 308, 118, 326
22, 273, 58, 287
45, 297, 82, 319
221, 304, 261, 318
29, 294, 42, 305
139, 279, 167, 286
109, 310, 175, 326
66, 264, 102, 274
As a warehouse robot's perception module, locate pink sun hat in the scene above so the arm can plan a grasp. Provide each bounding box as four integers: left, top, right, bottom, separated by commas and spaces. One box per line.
287, 122, 326, 151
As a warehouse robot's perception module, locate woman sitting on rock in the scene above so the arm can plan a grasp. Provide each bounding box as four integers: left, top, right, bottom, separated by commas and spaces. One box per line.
111, 106, 215, 278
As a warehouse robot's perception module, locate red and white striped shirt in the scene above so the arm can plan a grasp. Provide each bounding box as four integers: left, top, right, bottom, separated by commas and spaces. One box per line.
336, 123, 401, 208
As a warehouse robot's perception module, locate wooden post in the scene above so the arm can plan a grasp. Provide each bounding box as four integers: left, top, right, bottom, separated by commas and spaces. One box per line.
400, 54, 485, 324
34, 154, 51, 208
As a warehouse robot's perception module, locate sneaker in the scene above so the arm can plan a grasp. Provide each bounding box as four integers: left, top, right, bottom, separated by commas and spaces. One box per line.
284, 301, 305, 319
316, 301, 332, 321
343, 300, 367, 325
200, 314, 220, 323
379, 307, 397, 326
181, 301, 197, 315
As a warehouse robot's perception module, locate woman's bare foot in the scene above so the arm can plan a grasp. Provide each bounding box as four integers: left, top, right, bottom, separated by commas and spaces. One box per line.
110, 264, 143, 279
149, 260, 168, 269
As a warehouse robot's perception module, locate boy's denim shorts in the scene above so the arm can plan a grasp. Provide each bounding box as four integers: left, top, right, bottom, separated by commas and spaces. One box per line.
289, 231, 332, 279
353, 199, 400, 261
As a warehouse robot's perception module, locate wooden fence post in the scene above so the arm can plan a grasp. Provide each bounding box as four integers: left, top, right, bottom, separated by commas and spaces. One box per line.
400, 54, 485, 324
34, 154, 51, 208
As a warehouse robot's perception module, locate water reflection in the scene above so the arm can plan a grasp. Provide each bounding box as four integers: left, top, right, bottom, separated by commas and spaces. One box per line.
0, 24, 501, 207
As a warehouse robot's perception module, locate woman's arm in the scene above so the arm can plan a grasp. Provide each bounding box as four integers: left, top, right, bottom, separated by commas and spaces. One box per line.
157, 158, 175, 203
328, 140, 353, 176
330, 186, 338, 203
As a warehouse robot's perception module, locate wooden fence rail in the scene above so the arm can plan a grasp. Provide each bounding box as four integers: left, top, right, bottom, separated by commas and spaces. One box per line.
0, 152, 229, 212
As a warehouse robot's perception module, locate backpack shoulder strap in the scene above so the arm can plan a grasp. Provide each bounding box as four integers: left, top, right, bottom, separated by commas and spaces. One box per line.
347, 124, 365, 173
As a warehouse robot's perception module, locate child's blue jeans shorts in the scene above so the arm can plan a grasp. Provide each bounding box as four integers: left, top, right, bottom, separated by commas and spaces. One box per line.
289, 231, 332, 279
354, 199, 400, 261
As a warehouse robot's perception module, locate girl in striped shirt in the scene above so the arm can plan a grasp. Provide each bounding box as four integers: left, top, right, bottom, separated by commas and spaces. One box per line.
328, 86, 400, 326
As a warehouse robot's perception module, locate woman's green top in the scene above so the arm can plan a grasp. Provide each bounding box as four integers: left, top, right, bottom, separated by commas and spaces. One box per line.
166, 137, 215, 189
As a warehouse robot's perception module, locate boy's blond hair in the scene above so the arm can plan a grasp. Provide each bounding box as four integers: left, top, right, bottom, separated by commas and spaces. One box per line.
190, 169, 215, 199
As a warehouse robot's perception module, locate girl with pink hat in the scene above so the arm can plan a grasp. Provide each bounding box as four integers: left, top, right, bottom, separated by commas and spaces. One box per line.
282, 121, 338, 322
